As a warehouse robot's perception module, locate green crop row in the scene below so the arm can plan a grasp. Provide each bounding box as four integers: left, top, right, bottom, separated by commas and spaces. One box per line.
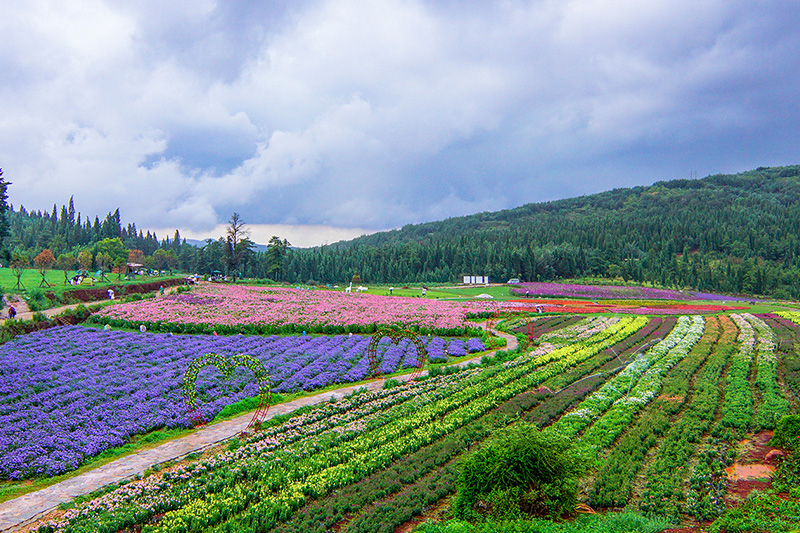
590, 315, 722, 508
637, 315, 737, 518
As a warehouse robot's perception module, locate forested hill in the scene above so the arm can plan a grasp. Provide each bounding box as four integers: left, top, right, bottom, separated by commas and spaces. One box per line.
283, 165, 800, 299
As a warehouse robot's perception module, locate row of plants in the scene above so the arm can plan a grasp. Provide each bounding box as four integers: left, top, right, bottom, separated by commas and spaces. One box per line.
713, 313, 756, 437
746, 314, 792, 430
635, 316, 736, 519
589, 315, 723, 508
551, 315, 703, 439
40, 318, 648, 533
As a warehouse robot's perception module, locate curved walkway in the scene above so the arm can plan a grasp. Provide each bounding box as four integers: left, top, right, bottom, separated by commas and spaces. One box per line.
0, 325, 518, 532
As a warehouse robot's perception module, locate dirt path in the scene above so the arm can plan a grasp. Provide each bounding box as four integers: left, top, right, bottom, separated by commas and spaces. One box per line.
0, 285, 184, 325
0, 323, 518, 532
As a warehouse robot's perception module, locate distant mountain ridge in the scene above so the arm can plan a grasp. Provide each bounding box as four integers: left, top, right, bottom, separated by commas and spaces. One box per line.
184, 238, 268, 253
282, 165, 800, 299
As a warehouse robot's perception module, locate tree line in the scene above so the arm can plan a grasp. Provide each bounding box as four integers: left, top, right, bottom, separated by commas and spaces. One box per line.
4, 164, 800, 299
282, 165, 800, 299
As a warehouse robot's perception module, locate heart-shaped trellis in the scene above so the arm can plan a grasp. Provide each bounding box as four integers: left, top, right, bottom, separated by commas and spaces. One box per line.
182, 353, 271, 431
367, 327, 428, 380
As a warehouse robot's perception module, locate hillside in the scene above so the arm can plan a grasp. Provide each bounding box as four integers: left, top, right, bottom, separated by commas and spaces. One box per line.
284, 165, 800, 298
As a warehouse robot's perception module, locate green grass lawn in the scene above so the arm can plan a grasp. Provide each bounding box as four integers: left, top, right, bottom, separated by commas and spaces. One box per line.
1, 267, 182, 308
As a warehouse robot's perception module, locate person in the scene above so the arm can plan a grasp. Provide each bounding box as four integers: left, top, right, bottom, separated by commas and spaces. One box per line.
160, 285, 165, 295
107, 289, 115, 300
8, 306, 16, 319
422, 287, 427, 297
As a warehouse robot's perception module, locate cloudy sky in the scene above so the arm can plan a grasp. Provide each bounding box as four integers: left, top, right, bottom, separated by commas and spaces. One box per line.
3, 1, 799, 247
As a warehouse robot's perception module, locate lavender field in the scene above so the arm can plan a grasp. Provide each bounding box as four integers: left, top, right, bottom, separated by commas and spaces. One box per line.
0, 326, 484, 479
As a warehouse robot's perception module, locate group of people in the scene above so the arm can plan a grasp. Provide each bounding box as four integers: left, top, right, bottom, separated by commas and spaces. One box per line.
70, 273, 96, 285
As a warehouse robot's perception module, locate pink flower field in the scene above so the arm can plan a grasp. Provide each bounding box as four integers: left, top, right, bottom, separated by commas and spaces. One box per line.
97, 284, 486, 333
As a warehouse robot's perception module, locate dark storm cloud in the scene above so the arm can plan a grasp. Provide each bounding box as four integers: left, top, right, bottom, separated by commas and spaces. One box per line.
1, 0, 799, 243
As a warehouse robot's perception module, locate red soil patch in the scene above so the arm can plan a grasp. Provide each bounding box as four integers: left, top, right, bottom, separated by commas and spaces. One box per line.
724, 431, 781, 506
725, 463, 775, 481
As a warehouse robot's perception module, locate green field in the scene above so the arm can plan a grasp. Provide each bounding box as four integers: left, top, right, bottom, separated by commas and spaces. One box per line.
1, 267, 180, 308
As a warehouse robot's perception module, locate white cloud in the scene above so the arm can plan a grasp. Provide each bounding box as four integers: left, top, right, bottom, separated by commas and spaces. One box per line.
2, 0, 799, 235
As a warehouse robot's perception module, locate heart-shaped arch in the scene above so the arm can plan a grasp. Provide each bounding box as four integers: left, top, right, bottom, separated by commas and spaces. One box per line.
182, 353, 271, 430
367, 327, 428, 380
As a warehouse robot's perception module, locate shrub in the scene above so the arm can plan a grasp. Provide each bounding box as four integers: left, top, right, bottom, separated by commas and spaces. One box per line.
770, 414, 800, 450
452, 423, 586, 521
709, 492, 800, 532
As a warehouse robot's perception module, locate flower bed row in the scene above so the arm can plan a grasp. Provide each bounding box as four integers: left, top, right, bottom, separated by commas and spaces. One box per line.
590, 315, 724, 509
640, 316, 737, 519
747, 314, 791, 430
0, 327, 483, 479
714, 314, 756, 436
508, 281, 756, 301
94, 285, 488, 335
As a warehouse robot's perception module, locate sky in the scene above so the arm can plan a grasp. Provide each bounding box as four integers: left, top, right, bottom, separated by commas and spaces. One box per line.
3, 1, 800, 248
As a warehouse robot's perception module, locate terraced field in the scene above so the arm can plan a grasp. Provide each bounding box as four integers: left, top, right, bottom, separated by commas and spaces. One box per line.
3, 285, 800, 532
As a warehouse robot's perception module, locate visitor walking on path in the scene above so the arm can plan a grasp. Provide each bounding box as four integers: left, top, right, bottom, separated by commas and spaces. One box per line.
7, 305, 15, 319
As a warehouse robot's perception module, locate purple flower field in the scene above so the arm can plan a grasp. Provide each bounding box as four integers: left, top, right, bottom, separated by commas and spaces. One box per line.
0, 326, 484, 479
509, 281, 760, 302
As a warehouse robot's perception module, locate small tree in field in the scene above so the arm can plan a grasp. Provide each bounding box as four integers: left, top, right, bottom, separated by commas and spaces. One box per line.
55, 253, 77, 284
128, 249, 144, 265
34, 249, 56, 287
95, 252, 111, 281
114, 257, 126, 280
77, 250, 93, 273
10, 254, 29, 290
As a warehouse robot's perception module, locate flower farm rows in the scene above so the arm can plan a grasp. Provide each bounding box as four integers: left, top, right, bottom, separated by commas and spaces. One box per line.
37, 316, 651, 532
0, 326, 484, 479
509, 281, 759, 302
94, 285, 490, 335
498, 297, 746, 315
9, 310, 798, 533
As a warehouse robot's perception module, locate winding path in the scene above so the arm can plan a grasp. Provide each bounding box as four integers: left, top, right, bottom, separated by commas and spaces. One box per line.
0, 325, 517, 532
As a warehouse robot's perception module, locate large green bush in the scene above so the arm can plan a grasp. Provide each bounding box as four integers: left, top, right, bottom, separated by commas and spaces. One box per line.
453, 423, 586, 521
770, 414, 800, 450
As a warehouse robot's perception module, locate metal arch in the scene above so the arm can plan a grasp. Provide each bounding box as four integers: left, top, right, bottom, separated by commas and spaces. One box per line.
182, 352, 271, 431
367, 327, 429, 380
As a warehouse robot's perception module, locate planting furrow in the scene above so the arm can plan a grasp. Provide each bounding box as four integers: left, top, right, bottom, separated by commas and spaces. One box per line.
639, 315, 738, 519
550, 316, 702, 440
744, 314, 791, 430
589, 315, 721, 508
